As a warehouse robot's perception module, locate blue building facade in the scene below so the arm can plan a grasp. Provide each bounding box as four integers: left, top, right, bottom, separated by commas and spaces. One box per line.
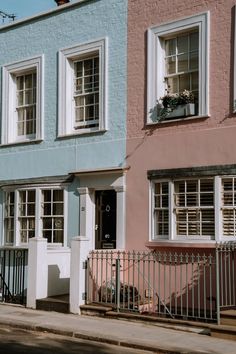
0, 0, 127, 250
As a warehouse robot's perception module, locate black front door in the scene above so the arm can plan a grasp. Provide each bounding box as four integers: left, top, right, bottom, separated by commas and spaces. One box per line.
95, 190, 116, 249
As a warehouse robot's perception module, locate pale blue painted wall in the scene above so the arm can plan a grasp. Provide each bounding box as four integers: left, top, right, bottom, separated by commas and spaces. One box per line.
0, 0, 127, 181
0, 0, 127, 244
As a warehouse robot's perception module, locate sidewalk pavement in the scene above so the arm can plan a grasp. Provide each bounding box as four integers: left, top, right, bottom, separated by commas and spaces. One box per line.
0, 304, 236, 354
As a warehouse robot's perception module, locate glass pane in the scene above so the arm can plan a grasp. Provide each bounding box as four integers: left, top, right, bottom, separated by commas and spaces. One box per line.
177, 54, 188, 72
25, 74, 32, 89
53, 203, 63, 215
191, 72, 199, 91
26, 118, 35, 135
43, 203, 51, 216
84, 76, 93, 92
177, 35, 188, 54
165, 38, 176, 56
43, 230, 52, 243
75, 107, 84, 122
20, 219, 27, 229
28, 230, 35, 239
20, 231, 27, 243
190, 51, 198, 70
75, 61, 83, 77
16, 76, 24, 90
94, 57, 99, 73
19, 191, 26, 203
201, 179, 214, 192
84, 59, 93, 76
53, 190, 63, 202
54, 230, 63, 243
190, 32, 199, 51
166, 56, 176, 75
74, 96, 83, 107
27, 203, 35, 216
187, 194, 197, 206
166, 77, 178, 93
75, 78, 83, 93
28, 190, 35, 202
29, 218, 35, 229
17, 92, 24, 106
43, 218, 52, 229
43, 190, 51, 202
179, 74, 190, 92
54, 217, 63, 230
25, 90, 33, 104
85, 105, 94, 120
17, 121, 24, 136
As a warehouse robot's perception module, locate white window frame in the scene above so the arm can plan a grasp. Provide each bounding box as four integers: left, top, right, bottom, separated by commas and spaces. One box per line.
1, 55, 44, 145
147, 12, 209, 123
58, 38, 108, 136
150, 176, 236, 243
3, 185, 68, 247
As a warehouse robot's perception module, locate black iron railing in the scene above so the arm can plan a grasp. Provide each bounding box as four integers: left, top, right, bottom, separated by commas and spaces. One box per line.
0, 248, 28, 305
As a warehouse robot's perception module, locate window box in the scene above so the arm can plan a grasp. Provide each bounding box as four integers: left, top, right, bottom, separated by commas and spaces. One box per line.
157, 103, 195, 120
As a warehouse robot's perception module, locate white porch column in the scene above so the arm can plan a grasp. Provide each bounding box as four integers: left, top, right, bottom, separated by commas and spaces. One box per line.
27, 237, 48, 309
77, 187, 94, 247
114, 185, 126, 249
70, 236, 90, 314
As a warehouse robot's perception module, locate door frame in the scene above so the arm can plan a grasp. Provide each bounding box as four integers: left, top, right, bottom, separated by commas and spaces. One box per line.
77, 168, 126, 250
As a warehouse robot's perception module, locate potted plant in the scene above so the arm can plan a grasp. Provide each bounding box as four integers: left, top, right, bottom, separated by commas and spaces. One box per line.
157, 89, 195, 121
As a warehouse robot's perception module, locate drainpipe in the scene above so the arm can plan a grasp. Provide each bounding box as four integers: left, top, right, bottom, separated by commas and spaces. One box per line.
54, 0, 70, 6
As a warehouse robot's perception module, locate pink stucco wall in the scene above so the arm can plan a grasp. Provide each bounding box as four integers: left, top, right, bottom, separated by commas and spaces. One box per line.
126, 0, 236, 250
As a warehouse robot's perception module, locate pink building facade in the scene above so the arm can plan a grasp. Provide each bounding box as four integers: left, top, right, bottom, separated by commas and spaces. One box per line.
126, 0, 236, 251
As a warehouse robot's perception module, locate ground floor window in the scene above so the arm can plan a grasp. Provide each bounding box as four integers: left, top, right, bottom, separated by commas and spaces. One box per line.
4, 186, 66, 246
152, 175, 236, 241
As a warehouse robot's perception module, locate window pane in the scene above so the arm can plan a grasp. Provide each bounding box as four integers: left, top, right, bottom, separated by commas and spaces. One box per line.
54, 230, 63, 243
178, 53, 188, 72
190, 32, 199, 51
166, 77, 178, 93
179, 74, 190, 92
165, 38, 176, 56
166, 56, 176, 75
177, 35, 188, 54
53, 203, 63, 215
190, 51, 198, 70
191, 72, 199, 91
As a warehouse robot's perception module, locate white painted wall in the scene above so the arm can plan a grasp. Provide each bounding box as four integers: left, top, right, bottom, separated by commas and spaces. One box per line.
47, 247, 71, 297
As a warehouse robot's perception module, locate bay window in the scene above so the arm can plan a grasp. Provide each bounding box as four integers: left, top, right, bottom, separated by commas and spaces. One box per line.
4, 187, 66, 246
151, 175, 236, 241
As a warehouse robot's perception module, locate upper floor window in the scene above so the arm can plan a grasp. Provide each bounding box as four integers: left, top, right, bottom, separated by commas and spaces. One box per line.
147, 12, 209, 123
74, 56, 99, 129
58, 38, 107, 137
16, 71, 37, 137
1, 56, 44, 145
4, 186, 66, 246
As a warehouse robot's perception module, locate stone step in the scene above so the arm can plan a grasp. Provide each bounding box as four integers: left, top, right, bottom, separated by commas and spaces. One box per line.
36, 294, 69, 314
220, 309, 236, 326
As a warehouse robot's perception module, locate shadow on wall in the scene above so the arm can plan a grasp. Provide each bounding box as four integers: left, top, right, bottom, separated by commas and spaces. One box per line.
48, 265, 69, 297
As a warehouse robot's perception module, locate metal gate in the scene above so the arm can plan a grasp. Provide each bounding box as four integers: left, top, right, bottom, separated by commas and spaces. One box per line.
0, 248, 28, 305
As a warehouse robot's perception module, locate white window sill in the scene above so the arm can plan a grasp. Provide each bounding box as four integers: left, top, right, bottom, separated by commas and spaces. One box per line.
0, 138, 43, 148
147, 114, 210, 126
146, 240, 217, 249
57, 129, 107, 139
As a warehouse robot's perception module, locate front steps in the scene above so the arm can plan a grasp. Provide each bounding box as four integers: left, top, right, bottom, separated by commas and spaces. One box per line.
36, 294, 69, 313
210, 309, 236, 341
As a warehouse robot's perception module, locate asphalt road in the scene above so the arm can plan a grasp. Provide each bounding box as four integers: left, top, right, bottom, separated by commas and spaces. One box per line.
0, 326, 156, 354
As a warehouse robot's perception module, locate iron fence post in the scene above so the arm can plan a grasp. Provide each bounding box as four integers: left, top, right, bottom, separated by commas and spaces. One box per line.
215, 245, 220, 325
116, 258, 120, 312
